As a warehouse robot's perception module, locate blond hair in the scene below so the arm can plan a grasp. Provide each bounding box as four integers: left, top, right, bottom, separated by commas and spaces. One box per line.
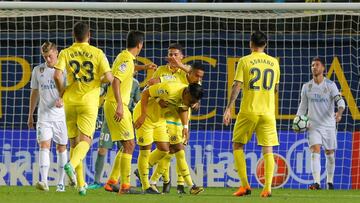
41, 41, 57, 54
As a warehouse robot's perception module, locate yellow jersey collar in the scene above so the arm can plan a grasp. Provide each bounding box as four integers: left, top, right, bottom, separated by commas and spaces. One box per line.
166, 64, 181, 74
124, 49, 136, 60
72, 42, 89, 46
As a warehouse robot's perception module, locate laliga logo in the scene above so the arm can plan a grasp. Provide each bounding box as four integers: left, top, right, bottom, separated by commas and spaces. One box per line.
255, 153, 290, 188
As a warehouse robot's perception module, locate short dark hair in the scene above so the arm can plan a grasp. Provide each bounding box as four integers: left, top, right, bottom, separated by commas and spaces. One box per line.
312, 57, 325, 67
168, 43, 183, 54
127, 30, 144, 49
73, 22, 90, 42
191, 62, 205, 72
250, 30, 267, 47
188, 83, 204, 101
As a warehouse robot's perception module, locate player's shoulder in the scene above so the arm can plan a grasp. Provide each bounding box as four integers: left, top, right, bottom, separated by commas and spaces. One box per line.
33, 63, 46, 73
324, 78, 334, 85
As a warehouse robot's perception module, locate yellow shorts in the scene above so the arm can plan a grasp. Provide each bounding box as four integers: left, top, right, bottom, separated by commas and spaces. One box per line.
166, 120, 183, 145
104, 101, 134, 142
232, 113, 279, 146
64, 104, 98, 139
133, 104, 168, 146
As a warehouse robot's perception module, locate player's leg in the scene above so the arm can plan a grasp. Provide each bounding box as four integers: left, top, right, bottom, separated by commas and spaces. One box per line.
149, 122, 170, 168
149, 153, 173, 192
308, 128, 323, 190
232, 113, 256, 196
117, 107, 136, 193
172, 143, 204, 195
65, 105, 98, 195
89, 119, 112, 189
35, 122, 52, 191
323, 128, 337, 190
56, 144, 67, 192
53, 120, 68, 192
256, 114, 279, 197
176, 163, 186, 194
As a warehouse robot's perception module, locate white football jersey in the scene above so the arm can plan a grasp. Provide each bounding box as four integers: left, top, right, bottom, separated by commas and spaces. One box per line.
30, 63, 65, 122
296, 78, 345, 128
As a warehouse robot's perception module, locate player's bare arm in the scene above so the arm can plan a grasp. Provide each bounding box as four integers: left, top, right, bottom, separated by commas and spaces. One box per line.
53, 69, 65, 97
223, 80, 242, 126
134, 89, 150, 129
101, 71, 114, 83
179, 107, 190, 145
168, 56, 191, 73
135, 63, 157, 71
112, 77, 123, 122
27, 89, 39, 129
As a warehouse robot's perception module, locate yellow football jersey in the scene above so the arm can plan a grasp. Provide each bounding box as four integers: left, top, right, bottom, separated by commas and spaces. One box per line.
55, 42, 111, 106
105, 50, 136, 106
152, 65, 189, 85
234, 51, 280, 115
138, 82, 187, 122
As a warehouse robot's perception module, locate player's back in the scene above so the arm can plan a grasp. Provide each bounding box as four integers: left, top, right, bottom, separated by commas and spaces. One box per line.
235, 52, 280, 115
56, 42, 110, 106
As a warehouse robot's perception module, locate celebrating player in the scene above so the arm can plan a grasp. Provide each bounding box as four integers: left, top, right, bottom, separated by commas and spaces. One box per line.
134, 82, 204, 194
103, 30, 156, 194
27, 42, 68, 192
53, 22, 113, 195
295, 57, 345, 190
223, 31, 280, 198
146, 49, 205, 194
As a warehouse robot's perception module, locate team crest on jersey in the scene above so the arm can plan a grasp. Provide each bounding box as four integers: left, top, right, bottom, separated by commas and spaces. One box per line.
123, 131, 130, 138
323, 87, 328, 94
157, 89, 165, 95
170, 136, 177, 142
139, 137, 144, 143
119, 63, 127, 72
40, 67, 45, 73
308, 84, 312, 92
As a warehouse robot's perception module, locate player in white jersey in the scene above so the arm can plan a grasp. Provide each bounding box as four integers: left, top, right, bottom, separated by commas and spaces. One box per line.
296, 57, 345, 190
27, 42, 68, 192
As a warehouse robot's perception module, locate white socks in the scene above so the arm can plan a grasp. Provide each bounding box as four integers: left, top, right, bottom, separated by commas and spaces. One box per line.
39, 148, 50, 185
57, 150, 68, 185
311, 153, 321, 184
326, 153, 335, 184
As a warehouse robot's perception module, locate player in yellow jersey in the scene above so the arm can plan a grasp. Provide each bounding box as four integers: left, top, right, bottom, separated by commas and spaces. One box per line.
223, 31, 280, 198
147, 62, 205, 194
53, 22, 113, 196
134, 82, 204, 194
103, 31, 156, 194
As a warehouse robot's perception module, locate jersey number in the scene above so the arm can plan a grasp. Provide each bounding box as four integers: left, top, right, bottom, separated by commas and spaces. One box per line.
249, 68, 275, 90
69, 60, 94, 82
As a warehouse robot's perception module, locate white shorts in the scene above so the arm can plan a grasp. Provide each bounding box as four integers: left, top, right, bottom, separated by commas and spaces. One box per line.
37, 121, 68, 145
307, 127, 337, 150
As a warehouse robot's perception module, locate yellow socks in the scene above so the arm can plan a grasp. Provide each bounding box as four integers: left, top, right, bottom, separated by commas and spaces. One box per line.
148, 148, 168, 167
175, 150, 193, 186
69, 141, 90, 168
138, 150, 150, 190
109, 150, 122, 182
75, 162, 85, 187
150, 153, 173, 183
176, 163, 185, 186
264, 153, 275, 192
120, 152, 132, 185
233, 149, 250, 187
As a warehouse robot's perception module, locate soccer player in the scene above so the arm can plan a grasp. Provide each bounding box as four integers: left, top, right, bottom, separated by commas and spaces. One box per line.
88, 75, 141, 190
147, 62, 205, 194
295, 57, 345, 190
223, 31, 280, 198
103, 30, 156, 194
27, 41, 68, 192
134, 81, 204, 194
53, 22, 113, 195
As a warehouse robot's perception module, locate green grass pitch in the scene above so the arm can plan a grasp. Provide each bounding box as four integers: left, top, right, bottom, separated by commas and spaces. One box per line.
1, 186, 360, 203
